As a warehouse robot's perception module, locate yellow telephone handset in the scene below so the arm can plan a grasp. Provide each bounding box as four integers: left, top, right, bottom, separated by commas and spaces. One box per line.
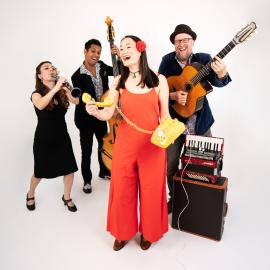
82, 93, 113, 107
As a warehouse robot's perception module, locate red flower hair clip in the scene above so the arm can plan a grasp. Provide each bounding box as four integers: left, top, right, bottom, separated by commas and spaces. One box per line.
136, 41, 146, 52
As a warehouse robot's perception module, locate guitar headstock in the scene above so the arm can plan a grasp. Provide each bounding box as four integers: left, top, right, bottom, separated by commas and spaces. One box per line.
105, 16, 115, 42
233, 22, 257, 44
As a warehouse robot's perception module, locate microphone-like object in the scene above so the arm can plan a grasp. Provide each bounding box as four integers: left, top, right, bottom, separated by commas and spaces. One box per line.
55, 75, 81, 98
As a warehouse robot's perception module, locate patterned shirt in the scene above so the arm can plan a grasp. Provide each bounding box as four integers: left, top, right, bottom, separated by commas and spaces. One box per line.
80, 63, 103, 101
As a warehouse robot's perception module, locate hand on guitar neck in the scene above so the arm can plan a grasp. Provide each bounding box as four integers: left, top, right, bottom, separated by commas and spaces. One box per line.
111, 45, 120, 58
166, 22, 256, 118
211, 56, 228, 79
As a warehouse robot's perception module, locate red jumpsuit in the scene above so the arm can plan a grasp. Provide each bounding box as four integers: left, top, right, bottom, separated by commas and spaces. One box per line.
107, 88, 168, 243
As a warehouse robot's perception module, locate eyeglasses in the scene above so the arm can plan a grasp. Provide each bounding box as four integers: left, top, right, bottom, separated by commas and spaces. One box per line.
174, 38, 193, 45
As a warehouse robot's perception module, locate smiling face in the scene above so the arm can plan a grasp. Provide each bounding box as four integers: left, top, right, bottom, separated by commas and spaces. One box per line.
37, 62, 57, 82
119, 37, 141, 68
84, 44, 101, 67
174, 33, 194, 64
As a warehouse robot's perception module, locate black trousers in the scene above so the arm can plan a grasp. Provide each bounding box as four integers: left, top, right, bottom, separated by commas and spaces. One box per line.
79, 124, 110, 184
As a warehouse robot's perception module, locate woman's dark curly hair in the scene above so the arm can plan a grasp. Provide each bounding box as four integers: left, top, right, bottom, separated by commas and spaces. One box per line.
35, 61, 69, 110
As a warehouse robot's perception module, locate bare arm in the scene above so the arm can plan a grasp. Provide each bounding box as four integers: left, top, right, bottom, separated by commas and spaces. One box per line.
157, 74, 170, 121
31, 77, 73, 110
31, 78, 65, 110
64, 87, 79, 105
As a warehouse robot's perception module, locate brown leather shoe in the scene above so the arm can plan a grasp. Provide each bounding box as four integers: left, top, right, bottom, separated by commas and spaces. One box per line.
140, 235, 152, 250
113, 239, 127, 251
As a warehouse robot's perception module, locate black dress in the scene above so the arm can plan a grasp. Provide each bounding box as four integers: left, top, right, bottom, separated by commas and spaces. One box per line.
32, 91, 78, 178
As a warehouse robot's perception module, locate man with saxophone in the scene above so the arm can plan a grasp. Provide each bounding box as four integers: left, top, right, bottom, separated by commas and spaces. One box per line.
158, 24, 232, 214
71, 39, 119, 194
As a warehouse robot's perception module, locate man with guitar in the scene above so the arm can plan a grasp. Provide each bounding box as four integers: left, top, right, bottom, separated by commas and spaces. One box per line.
158, 24, 232, 214
71, 39, 119, 194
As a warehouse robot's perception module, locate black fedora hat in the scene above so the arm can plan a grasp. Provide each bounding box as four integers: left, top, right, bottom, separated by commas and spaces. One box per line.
170, 24, 197, 44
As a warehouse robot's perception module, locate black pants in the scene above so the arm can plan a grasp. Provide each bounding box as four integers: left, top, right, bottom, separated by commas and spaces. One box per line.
79, 125, 110, 184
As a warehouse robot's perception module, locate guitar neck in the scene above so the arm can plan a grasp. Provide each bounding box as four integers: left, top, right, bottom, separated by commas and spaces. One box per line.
192, 39, 237, 84
216, 40, 237, 59
109, 39, 119, 77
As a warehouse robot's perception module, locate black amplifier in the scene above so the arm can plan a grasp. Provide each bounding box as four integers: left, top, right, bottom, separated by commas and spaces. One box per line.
172, 176, 228, 241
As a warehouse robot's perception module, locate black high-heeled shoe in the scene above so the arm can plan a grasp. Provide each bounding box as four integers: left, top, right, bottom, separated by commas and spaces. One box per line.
26, 193, 35, 211
62, 195, 77, 212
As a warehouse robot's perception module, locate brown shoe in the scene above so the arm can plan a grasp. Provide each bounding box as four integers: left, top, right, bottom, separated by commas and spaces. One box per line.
113, 239, 127, 251
140, 235, 152, 250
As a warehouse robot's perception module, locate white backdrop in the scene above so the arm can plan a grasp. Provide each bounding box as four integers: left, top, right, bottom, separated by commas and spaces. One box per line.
0, 0, 270, 269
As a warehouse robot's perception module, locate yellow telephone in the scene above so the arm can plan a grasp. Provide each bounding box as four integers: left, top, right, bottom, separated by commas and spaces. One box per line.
82, 93, 113, 107
150, 116, 185, 148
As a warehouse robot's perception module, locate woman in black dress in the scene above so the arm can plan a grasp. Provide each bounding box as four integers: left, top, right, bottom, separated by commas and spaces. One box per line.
26, 61, 79, 212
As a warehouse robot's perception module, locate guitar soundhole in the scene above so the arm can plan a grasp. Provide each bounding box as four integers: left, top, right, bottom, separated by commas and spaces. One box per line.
184, 83, 192, 92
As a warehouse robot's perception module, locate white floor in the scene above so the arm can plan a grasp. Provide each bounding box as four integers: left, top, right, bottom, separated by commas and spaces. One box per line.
1, 134, 270, 270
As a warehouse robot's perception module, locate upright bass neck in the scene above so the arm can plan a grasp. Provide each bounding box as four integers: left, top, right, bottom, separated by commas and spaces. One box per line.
105, 16, 119, 77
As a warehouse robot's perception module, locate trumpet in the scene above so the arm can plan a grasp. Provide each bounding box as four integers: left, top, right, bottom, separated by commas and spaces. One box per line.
55, 75, 81, 98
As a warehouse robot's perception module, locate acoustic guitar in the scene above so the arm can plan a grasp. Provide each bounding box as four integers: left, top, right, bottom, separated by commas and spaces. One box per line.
100, 16, 121, 171
167, 22, 257, 118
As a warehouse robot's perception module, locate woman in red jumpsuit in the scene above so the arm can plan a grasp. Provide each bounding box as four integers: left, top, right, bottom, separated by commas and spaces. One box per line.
86, 35, 170, 251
